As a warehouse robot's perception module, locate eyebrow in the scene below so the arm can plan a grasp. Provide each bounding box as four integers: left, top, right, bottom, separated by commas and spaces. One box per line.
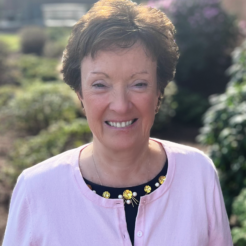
130, 70, 148, 78
90, 70, 149, 79
91, 72, 109, 78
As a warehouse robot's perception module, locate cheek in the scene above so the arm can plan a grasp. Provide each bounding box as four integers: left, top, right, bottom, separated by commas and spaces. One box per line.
83, 94, 108, 120
135, 93, 158, 112
84, 105, 104, 136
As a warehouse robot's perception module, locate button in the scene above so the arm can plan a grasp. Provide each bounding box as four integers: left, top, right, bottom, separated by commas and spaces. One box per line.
137, 231, 143, 237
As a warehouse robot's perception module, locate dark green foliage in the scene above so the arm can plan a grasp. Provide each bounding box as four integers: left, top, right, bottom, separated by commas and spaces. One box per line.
5, 119, 92, 185
198, 81, 246, 216
1, 83, 79, 135
152, 82, 177, 132
20, 26, 47, 55
198, 85, 246, 218
227, 40, 246, 86
198, 40, 246, 217
173, 88, 210, 125
231, 188, 246, 245
17, 55, 59, 82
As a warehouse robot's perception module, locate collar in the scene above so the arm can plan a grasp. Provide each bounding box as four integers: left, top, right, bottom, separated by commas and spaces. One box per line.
71, 138, 176, 208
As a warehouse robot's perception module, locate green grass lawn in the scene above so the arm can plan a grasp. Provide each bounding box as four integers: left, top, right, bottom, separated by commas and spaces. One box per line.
0, 33, 20, 52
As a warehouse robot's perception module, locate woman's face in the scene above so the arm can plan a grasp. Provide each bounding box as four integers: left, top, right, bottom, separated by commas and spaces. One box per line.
79, 43, 160, 151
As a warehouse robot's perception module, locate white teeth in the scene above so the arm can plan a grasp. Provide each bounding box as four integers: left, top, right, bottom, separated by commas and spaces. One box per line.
126, 121, 131, 126
107, 120, 134, 128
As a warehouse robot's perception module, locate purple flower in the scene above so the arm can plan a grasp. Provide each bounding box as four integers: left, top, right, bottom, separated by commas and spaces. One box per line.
147, 0, 156, 8
205, 0, 220, 3
203, 7, 219, 19
238, 20, 246, 36
147, 0, 173, 10
188, 16, 198, 28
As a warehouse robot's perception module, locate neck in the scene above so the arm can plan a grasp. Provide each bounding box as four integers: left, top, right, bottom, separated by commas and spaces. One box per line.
80, 138, 166, 188
91, 137, 151, 187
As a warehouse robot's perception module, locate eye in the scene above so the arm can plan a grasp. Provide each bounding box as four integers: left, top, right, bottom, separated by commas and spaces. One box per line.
92, 82, 106, 88
134, 82, 148, 88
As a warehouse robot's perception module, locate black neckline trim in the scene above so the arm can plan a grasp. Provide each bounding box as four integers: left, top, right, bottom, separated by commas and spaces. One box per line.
84, 158, 168, 197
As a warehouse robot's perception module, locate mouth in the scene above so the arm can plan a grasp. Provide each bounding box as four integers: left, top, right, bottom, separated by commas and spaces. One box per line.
105, 119, 138, 128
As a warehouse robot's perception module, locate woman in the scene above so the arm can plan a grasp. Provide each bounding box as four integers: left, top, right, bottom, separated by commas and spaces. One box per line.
3, 0, 232, 245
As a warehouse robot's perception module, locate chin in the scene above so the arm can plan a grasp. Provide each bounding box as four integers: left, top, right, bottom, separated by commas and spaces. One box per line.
104, 137, 139, 152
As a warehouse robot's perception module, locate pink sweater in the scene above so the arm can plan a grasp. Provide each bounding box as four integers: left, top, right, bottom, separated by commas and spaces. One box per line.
3, 139, 232, 246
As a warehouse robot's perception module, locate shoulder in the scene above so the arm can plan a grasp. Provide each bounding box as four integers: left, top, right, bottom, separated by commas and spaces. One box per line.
22, 148, 77, 178
18, 144, 87, 190
152, 138, 216, 175
153, 139, 219, 201
12, 144, 89, 210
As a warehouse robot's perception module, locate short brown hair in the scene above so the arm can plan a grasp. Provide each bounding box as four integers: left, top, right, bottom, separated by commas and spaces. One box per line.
61, 0, 179, 96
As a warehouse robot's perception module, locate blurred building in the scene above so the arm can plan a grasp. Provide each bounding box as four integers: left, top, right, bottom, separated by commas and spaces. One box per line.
0, 0, 97, 30
0, 0, 246, 30
42, 4, 87, 27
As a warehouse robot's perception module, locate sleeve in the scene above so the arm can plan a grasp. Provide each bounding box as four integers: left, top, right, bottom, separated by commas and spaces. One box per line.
2, 172, 33, 246
208, 170, 233, 246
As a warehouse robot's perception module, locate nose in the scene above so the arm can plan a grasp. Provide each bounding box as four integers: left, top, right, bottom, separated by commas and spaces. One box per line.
109, 87, 132, 114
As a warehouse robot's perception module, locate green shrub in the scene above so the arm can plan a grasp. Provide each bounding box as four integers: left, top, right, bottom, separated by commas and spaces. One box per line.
231, 188, 246, 246
198, 40, 246, 216
0, 41, 9, 85
198, 81, 246, 216
18, 54, 59, 82
1, 82, 79, 135
152, 81, 177, 132
4, 119, 92, 185
46, 27, 71, 43
0, 85, 19, 108
43, 41, 65, 58
43, 27, 70, 58
227, 40, 246, 86
173, 87, 210, 125
0, 33, 20, 52
20, 26, 47, 55
0, 41, 20, 86
232, 227, 246, 246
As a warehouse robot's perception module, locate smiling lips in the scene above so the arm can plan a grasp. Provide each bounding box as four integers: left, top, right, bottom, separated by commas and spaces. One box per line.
106, 119, 137, 128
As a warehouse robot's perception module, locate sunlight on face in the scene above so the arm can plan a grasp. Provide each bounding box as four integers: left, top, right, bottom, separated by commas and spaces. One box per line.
79, 42, 160, 151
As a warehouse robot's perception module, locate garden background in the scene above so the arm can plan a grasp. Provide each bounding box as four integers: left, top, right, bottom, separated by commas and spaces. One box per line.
0, 0, 246, 245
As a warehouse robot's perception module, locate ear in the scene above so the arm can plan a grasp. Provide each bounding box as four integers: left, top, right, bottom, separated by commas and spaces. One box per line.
76, 91, 86, 114
155, 90, 162, 114
76, 91, 83, 102
157, 90, 162, 104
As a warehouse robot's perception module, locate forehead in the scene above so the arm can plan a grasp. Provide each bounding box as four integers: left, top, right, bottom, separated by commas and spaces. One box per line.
81, 42, 157, 74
